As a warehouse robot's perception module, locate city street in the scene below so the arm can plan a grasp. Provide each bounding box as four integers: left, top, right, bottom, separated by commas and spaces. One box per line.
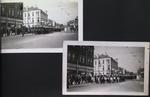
1, 31, 78, 49
68, 80, 144, 92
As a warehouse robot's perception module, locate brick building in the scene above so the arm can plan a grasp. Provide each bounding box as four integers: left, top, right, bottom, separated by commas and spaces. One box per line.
0, 3, 23, 36
67, 45, 94, 76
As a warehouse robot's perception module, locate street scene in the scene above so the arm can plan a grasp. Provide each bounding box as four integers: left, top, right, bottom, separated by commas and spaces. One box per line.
0, 0, 78, 49
66, 45, 145, 93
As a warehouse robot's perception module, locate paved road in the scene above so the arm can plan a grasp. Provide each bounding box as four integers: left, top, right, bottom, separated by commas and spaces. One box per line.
68, 80, 144, 92
1, 31, 78, 49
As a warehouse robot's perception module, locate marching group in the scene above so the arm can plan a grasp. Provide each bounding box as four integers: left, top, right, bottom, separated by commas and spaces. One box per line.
67, 73, 136, 88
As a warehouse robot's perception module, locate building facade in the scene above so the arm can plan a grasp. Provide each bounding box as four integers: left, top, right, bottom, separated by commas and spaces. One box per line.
0, 3, 23, 36
118, 67, 124, 75
23, 7, 48, 28
67, 46, 94, 75
67, 16, 78, 32
94, 54, 118, 76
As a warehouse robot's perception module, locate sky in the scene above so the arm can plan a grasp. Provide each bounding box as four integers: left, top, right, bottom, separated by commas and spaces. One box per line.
2, 0, 78, 25
94, 46, 144, 73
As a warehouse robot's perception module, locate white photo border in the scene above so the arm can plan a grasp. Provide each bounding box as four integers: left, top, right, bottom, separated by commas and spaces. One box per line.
1, 0, 83, 53
62, 41, 149, 95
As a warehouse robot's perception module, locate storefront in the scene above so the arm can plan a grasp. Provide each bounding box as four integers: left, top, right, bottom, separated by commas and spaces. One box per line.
0, 3, 23, 36
0, 17, 23, 36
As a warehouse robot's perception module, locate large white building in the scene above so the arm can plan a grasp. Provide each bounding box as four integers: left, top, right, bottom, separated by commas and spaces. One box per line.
23, 7, 48, 28
94, 54, 118, 76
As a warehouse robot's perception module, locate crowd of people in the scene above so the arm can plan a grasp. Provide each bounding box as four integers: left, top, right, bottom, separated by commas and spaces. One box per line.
1, 26, 29, 37
1, 25, 66, 37
67, 73, 136, 88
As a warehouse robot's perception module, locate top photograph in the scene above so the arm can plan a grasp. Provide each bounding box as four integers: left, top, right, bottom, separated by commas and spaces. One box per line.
0, 0, 80, 53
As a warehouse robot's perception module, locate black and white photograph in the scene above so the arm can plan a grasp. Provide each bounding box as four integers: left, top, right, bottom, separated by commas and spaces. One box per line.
63, 41, 149, 95
0, 0, 80, 53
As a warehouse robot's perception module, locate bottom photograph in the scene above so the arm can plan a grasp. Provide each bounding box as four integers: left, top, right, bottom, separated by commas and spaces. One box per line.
62, 41, 149, 95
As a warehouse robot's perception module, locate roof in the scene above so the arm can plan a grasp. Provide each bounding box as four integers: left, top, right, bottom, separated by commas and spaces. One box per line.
98, 54, 111, 58
23, 7, 40, 12
95, 54, 118, 63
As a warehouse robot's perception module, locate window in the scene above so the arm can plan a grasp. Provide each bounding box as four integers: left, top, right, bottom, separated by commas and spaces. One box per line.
82, 56, 85, 63
108, 65, 110, 70
28, 13, 30, 19
32, 18, 34, 23
36, 11, 39, 16
12, 9, 14, 17
103, 60, 104, 64
68, 52, 71, 58
2, 6, 4, 14
24, 13, 26, 17
17, 11, 20, 17
103, 65, 104, 71
37, 17, 39, 22
99, 61, 101, 67
79, 56, 82, 63
95, 61, 97, 65
72, 53, 75, 60
107, 59, 110, 64
90, 59, 93, 64
9, 9, 11, 16
28, 13, 30, 17
20, 11, 22, 16
32, 12, 34, 16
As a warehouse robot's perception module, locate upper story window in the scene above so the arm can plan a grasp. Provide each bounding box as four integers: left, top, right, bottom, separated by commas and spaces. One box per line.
8, 9, 11, 16
32, 12, 34, 16
2, 6, 5, 15
12, 9, 14, 17
28, 13, 30, 17
37, 17, 39, 22
32, 18, 34, 23
108, 65, 110, 70
103, 65, 104, 71
103, 60, 104, 64
95, 60, 97, 65
107, 59, 110, 64
36, 11, 39, 16
99, 60, 101, 64
24, 13, 26, 17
